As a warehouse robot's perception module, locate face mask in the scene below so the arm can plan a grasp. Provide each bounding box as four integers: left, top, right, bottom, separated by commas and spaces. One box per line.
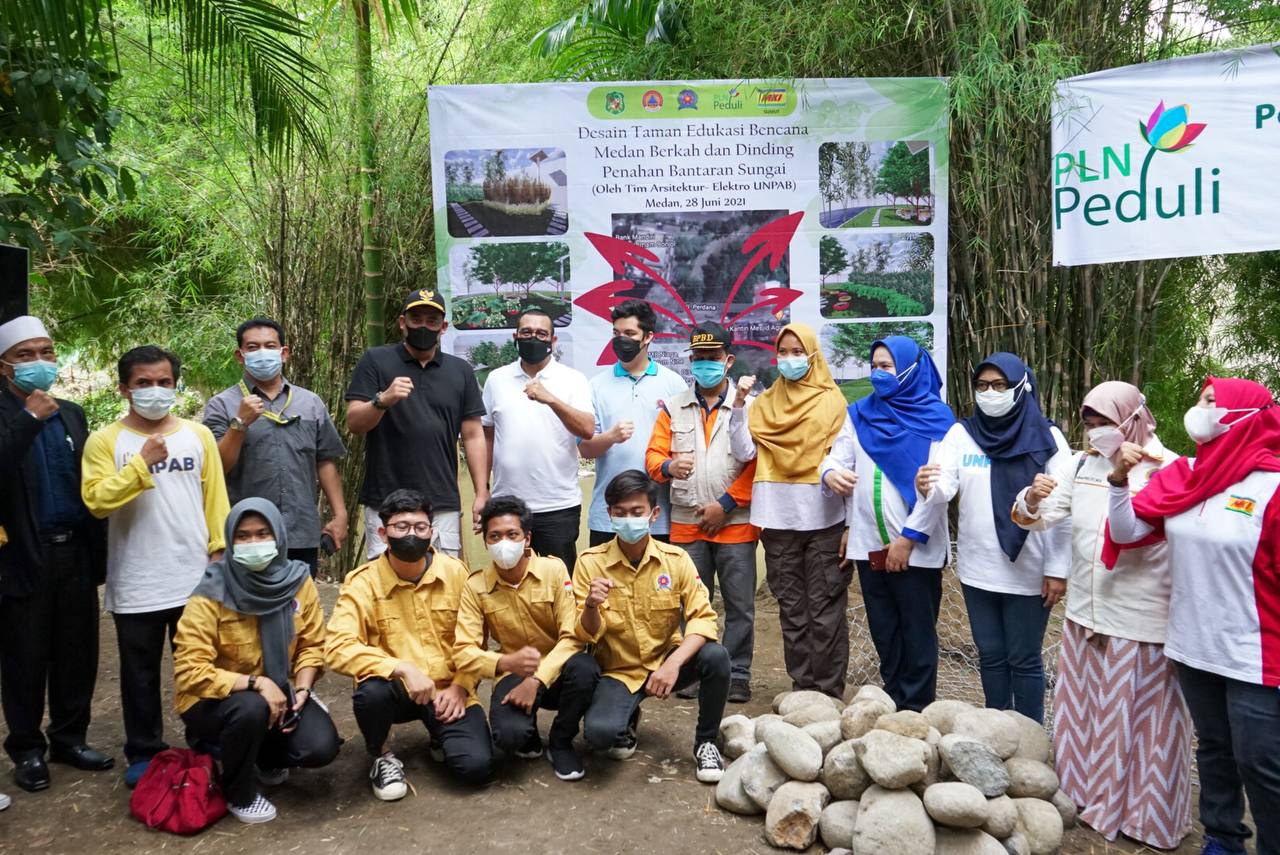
869, 369, 898, 398
690, 359, 727, 389
387, 534, 431, 563
130, 386, 177, 421
233, 540, 278, 572
611, 335, 642, 363
242, 349, 283, 382
611, 515, 651, 544
777, 355, 811, 382
5, 359, 58, 393
975, 388, 1016, 418
1086, 426, 1125, 458
1183, 405, 1259, 444
487, 538, 526, 570
405, 326, 439, 351
516, 338, 552, 365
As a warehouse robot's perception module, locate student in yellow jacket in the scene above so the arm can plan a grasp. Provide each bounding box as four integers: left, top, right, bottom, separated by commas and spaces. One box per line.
454, 496, 596, 782
567, 470, 730, 784
173, 498, 339, 824
325, 489, 490, 800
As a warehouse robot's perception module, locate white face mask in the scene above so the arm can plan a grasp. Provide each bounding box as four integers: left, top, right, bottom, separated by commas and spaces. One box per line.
1184, 405, 1259, 444
232, 540, 278, 572
487, 538, 526, 570
975, 388, 1017, 418
1087, 426, 1126, 458
130, 386, 176, 421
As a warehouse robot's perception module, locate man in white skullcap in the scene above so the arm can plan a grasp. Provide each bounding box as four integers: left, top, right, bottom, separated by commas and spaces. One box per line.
0, 316, 112, 794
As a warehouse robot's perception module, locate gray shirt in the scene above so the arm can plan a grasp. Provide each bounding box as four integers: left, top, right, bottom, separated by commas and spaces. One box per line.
203, 378, 345, 549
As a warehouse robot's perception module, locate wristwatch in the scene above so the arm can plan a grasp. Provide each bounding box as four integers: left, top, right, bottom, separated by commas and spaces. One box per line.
247, 674, 258, 691
372, 391, 388, 410
229, 416, 247, 432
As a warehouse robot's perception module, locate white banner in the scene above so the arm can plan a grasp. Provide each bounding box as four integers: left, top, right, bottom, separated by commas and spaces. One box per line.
427, 79, 949, 401
1052, 43, 1280, 266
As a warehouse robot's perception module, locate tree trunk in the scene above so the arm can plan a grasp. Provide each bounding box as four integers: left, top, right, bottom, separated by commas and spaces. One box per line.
354, 0, 384, 347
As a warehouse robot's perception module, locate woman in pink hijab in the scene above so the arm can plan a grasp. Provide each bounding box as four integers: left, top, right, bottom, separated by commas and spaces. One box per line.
1012, 380, 1190, 848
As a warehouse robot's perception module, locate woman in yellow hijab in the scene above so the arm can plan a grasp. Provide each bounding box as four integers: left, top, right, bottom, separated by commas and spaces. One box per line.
729, 323, 850, 698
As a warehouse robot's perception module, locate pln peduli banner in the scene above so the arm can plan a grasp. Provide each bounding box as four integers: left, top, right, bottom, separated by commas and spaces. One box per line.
1052, 43, 1280, 266
427, 79, 949, 401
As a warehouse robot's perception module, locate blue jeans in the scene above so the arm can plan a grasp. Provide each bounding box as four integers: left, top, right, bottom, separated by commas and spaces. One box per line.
677, 540, 757, 682
960, 584, 1050, 723
858, 562, 942, 712
1176, 663, 1280, 854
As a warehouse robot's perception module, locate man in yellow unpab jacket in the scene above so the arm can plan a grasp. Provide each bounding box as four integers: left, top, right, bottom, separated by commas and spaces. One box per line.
325, 488, 490, 801
568, 469, 731, 785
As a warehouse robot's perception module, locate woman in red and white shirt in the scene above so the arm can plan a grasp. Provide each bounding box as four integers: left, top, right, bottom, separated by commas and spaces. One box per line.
1107, 377, 1280, 855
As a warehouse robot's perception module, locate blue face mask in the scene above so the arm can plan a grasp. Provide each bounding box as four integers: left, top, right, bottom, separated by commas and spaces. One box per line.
869, 361, 916, 398
243, 349, 283, 382
690, 359, 727, 389
6, 359, 58, 393
777, 355, 811, 382
611, 515, 652, 544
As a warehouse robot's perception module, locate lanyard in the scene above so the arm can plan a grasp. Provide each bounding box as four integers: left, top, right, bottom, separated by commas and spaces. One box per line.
872, 466, 892, 547
239, 380, 295, 425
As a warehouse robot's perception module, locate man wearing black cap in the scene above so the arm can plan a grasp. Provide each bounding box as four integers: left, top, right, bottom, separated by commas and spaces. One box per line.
644, 322, 758, 704
345, 289, 488, 559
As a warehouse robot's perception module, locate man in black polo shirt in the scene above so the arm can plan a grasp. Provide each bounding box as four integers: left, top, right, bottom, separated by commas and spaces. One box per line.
346, 289, 488, 559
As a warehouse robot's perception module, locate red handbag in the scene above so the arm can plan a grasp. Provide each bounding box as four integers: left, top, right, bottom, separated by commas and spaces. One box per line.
129, 748, 228, 834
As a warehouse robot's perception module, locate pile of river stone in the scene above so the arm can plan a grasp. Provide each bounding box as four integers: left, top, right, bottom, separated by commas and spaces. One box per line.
713, 685, 1076, 854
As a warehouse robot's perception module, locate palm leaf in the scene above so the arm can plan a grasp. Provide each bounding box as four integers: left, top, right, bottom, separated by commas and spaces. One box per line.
530, 0, 681, 80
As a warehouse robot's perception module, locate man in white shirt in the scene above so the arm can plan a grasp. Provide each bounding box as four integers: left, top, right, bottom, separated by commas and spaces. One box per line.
483, 310, 594, 570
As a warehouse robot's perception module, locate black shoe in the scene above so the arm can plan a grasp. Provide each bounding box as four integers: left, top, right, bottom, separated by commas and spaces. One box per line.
728, 679, 752, 704
14, 756, 50, 792
547, 745, 585, 781
607, 708, 641, 760
514, 731, 544, 760
50, 744, 114, 771
675, 681, 699, 700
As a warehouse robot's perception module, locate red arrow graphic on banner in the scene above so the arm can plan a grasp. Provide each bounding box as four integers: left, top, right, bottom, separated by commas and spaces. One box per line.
583, 232, 696, 326
724, 287, 803, 327
575, 278, 694, 331
719, 211, 803, 323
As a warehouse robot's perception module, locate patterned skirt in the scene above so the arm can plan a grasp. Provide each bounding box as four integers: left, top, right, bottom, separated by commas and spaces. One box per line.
1052, 619, 1193, 849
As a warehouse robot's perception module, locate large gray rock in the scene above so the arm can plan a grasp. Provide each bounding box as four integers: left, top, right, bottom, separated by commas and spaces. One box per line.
822, 740, 873, 801
1014, 797, 1064, 855
741, 746, 789, 810
853, 786, 934, 855
714, 747, 763, 815
783, 704, 841, 728
924, 782, 991, 828
953, 709, 1021, 759
763, 722, 823, 782
764, 781, 830, 850
1002, 830, 1030, 855
939, 734, 1011, 797
1005, 758, 1059, 800
818, 799, 860, 850
754, 713, 784, 743
934, 828, 1008, 855
852, 684, 897, 711
803, 719, 843, 756
923, 699, 975, 735
1003, 710, 1052, 763
854, 729, 930, 789
718, 714, 755, 761
1050, 789, 1078, 830
875, 710, 931, 740
776, 689, 842, 716
840, 700, 894, 740
982, 795, 1018, 839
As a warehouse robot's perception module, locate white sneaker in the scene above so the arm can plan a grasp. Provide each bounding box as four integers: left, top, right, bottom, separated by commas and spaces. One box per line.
694, 742, 725, 784
370, 753, 408, 801
256, 766, 289, 786
0, 792, 10, 811
228, 793, 277, 824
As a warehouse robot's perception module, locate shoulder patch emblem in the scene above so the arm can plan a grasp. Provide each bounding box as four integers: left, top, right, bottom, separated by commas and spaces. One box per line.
655, 573, 672, 592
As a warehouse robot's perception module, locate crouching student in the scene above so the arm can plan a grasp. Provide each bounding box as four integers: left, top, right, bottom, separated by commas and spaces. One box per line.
325, 489, 491, 800
568, 470, 730, 783
454, 496, 596, 781
173, 498, 340, 825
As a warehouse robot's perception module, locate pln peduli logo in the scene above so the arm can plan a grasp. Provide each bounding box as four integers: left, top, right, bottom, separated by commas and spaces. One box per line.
1054, 100, 1218, 230
604, 91, 625, 115
678, 89, 698, 110
642, 89, 664, 112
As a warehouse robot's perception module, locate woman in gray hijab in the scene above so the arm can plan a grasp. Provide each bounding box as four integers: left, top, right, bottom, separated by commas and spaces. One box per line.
173, 498, 340, 824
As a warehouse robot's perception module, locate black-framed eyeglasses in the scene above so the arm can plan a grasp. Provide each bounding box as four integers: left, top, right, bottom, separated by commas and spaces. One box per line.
515, 329, 552, 341
974, 380, 1009, 393
386, 522, 432, 536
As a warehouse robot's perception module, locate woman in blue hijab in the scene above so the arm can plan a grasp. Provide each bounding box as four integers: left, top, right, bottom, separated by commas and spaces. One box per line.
820, 336, 954, 711
914, 353, 1072, 722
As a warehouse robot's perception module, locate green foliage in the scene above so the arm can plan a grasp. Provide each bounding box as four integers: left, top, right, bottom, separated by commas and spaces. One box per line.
468, 241, 568, 292
828, 320, 936, 374
819, 236, 847, 283
873, 141, 930, 214
531, 0, 680, 79
823, 281, 928, 318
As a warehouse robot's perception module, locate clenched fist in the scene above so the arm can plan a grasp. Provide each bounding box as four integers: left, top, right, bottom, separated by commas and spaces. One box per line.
140, 433, 168, 466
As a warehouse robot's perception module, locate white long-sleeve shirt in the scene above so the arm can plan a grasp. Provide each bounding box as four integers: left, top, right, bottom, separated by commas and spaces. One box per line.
728, 402, 843, 532
1014, 439, 1177, 644
819, 414, 949, 568
921, 422, 1072, 596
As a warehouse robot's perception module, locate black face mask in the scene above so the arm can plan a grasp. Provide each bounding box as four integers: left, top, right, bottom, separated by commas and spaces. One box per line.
516, 337, 552, 364
405, 326, 439, 351
387, 534, 431, 563
611, 335, 643, 363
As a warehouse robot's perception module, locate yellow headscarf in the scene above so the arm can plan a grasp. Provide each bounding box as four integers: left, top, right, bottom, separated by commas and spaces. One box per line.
748, 322, 847, 484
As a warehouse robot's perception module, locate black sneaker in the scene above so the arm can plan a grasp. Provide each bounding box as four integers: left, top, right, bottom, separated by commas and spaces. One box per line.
514, 731, 544, 760
675, 680, 699, 700
694, 742, 725, 783
547, 745, 585, 781
369, 753, 407, 801
607, 708, 641, 760
727, 678, 752, 704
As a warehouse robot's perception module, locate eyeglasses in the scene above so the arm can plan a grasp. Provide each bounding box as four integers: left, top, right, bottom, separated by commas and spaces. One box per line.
386, 522, 432, 536
515, 329, 552, 341
974, 380, 1009, 393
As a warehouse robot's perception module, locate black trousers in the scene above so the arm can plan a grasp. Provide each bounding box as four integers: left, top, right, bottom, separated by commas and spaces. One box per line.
351, 678, 492, 786
288, 547, 319, 579
181, 692, 340, 808
0, 539, 100, 761
489, 651, 600, 752
529, 506, 581, 575
856, 561, 942, 712
588, 531, 670, 548
112, 606, 184, 763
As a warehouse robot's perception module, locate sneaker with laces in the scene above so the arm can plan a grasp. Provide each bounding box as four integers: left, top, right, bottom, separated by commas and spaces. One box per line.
514, 731, 544, 760
547, 745, 585, 781
607, 708, 641, 760
694, 742, 724, 783
1200, 837, 1245, 855
369, 753, 408, 801
256, 766, 289, 786
228, 793, 277, 824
